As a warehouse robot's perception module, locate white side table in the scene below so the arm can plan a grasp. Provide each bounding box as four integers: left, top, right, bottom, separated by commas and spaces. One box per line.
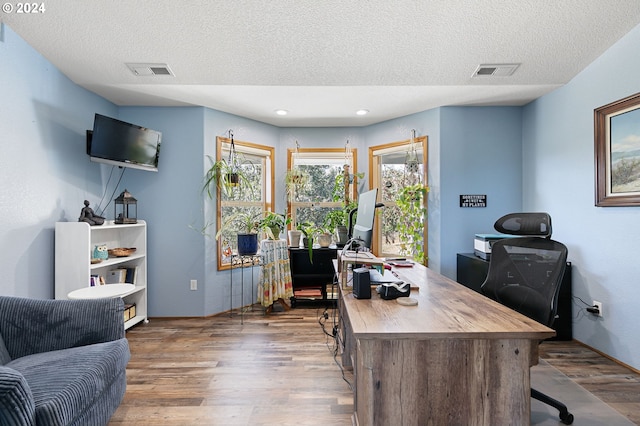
67, 284, 136, 300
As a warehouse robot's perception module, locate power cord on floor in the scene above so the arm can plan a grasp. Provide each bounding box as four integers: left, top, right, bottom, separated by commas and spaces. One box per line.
317, 280, 353, 391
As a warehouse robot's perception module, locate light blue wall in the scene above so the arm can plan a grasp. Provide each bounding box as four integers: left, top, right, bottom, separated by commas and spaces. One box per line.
203, 108, 280, 315
523, 23, 640, 370
0, 24, 117, 297
439, 107, 523, 279
117, 107, 207, 317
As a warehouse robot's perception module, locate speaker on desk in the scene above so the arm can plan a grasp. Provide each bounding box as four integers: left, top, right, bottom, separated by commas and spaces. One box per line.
353, 268, 371, 299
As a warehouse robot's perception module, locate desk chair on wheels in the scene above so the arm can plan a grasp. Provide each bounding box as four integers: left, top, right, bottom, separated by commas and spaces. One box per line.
481, 212, 574, 425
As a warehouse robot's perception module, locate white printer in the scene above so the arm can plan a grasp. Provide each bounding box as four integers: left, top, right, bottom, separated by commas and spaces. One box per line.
473, 234, 517, 260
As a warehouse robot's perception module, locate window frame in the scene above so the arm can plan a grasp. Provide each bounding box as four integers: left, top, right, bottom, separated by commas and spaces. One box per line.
369, 136, 428, 263
216, 136, 274, 270
286, 147, 359, 228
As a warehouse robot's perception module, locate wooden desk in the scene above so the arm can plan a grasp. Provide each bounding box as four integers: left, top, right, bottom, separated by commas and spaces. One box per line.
338, 261, 555, 425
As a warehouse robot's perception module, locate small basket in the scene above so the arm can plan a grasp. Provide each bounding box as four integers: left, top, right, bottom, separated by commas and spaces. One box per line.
108, 247, 136, 257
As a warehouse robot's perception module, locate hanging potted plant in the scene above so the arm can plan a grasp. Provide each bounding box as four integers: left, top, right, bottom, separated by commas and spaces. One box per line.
396, 183, 428, 264
284, 168, 310, 202
203, 131, 255, 199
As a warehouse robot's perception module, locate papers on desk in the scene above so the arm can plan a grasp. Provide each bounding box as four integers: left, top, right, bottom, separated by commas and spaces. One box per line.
369, 269, 401, 283
342, 250, 378, 260
387, 260, 413, 267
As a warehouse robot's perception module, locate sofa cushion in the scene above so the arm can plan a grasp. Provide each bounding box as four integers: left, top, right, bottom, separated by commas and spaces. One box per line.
0, 366, 35, 425
7, 339, 129, 425
0, 334, 10, 365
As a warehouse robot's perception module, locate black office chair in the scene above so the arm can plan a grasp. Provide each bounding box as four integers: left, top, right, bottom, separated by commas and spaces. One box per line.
480, 212, 574, 425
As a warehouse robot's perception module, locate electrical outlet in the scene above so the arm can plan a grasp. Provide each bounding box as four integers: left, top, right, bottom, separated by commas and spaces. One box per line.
593, 300, 603, 317
190, 279, 197, 291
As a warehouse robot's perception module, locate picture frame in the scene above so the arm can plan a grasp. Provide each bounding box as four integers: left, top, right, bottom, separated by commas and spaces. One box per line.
594, 92, 640, 206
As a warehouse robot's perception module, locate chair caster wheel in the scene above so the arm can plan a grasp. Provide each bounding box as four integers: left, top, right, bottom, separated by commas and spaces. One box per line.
560, 412, 574, 425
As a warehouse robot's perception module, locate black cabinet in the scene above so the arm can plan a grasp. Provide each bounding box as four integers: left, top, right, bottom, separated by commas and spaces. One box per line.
288, 248, 338, 307
456, 253, 572, 341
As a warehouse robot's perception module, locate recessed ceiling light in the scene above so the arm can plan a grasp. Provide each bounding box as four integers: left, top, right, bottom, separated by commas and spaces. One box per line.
275, 109, 288, 116
356, 109, 369, 116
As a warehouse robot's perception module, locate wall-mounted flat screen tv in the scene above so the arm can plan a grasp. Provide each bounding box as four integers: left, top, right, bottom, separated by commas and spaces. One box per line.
87, 114, 161, 172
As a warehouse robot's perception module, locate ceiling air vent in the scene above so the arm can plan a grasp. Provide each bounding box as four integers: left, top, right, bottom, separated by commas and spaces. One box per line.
126, 63, 175, 77
472, 63, 520, 78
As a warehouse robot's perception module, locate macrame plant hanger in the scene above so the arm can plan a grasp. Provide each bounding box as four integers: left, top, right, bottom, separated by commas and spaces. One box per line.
403, 129, 421, 186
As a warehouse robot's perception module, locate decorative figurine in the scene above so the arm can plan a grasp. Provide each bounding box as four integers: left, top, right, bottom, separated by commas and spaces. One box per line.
79, 200, 105, 226
93, 244, 109, 260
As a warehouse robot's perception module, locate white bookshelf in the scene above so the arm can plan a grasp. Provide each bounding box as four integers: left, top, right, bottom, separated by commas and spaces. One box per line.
55, 220, 148, 330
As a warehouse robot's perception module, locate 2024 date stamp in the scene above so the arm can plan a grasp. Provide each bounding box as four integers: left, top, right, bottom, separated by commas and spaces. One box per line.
2, 2, 46, 14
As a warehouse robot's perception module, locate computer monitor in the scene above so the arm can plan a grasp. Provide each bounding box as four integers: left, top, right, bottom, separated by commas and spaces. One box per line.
351, 188, 378, 250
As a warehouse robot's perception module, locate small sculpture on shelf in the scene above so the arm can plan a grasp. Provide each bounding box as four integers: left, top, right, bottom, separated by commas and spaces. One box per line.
78, 200, 105, 226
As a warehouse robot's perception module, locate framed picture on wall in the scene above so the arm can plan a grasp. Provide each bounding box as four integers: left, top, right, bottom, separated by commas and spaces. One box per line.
594, 92, 640, 206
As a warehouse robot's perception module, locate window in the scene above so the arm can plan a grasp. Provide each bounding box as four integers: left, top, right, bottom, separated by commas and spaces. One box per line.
216, 136, 274, 270
287, 148, 358, 231
370, 136, 427, 263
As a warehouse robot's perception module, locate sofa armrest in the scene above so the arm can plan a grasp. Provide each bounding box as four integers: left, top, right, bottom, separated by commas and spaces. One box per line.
0, 366, 35, 426
0, 297, 125, 360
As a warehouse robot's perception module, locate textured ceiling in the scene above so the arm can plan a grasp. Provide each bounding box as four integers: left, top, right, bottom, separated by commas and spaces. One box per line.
3, 1, 640, 127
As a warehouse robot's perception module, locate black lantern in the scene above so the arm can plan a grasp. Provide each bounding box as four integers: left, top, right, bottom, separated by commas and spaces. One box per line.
114, 189, 137, 224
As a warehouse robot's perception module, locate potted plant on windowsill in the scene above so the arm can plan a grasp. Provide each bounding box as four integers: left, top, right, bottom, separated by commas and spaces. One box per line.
259, 211, 291, 240
322, 201, 356, 247
296, 221, 315, 263
215, 211, 262, 256
316, 226, 333, 248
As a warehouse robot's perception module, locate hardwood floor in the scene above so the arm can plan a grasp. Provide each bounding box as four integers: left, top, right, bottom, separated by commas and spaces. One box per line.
539, 341, 640, 425
110, 305, 640, 425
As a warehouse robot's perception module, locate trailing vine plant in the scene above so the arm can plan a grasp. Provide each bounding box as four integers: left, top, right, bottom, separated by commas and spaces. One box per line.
396, 182, 428, 264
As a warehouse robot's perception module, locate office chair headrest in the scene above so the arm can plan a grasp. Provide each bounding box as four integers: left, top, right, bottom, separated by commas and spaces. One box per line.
494, 212, 552, 238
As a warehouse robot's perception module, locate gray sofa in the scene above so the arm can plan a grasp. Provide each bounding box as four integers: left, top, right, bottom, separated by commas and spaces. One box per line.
0, 296, 130, 426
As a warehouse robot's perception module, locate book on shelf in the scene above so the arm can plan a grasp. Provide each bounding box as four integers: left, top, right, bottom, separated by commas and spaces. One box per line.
105, 266, 138, 284
125, 266, 138, 285
90, 275, 106, 286
106, 268, 127, 284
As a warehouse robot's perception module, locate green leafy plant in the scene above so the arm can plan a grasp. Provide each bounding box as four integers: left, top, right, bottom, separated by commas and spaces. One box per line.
332, 168, 364, 204
203, 156, 254, 199
284, 168, 310, 202
323, 208, 347, 231
396, 183, 428, 264
296, 221, 316, 262
259, 211, 291, 240
215, 210, 261, 240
